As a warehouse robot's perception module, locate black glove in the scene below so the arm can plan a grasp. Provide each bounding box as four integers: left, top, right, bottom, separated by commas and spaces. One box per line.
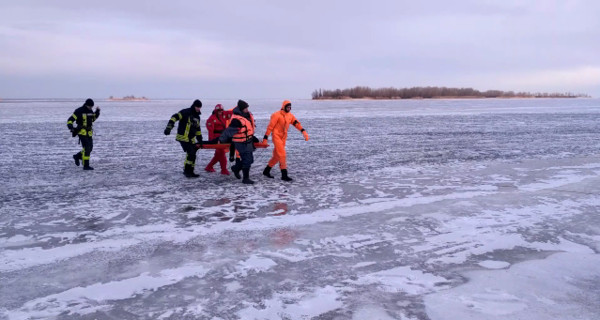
71, 128, 78, 137
197, 139, 203, 148
263, 135, 268, 141
252, 136, 259, 143
164, 127, 171, 135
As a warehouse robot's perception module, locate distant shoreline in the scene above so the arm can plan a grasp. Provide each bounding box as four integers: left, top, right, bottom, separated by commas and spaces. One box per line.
108, 95, 149, 101
313, 96, 589, 101
312, 86, 590, 100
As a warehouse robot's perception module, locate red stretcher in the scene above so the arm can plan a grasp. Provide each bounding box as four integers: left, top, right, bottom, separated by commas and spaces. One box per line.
198, 142, 269, 150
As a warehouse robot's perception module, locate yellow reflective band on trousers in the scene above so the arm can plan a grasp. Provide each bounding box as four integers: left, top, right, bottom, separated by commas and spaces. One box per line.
82, 147, 90, 160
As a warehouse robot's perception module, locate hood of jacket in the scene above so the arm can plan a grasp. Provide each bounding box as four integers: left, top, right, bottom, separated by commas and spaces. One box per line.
281, 100, 291, 110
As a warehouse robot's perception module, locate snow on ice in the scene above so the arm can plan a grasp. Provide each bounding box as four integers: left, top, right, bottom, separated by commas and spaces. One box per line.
1, 98, 600, 319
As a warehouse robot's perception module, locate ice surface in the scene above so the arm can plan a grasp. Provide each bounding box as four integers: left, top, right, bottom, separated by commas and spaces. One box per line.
1, 98, 600, 319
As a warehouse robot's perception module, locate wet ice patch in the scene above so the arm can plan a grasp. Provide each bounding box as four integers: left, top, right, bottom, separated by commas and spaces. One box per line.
0, 238, 141, 272
0, 234, 36, 248
237, 285, 342, 319
7, 264, 209, 318
425, 252, 600, 320
518, 170, 594, 192
352, 305, 411, 320
478, 260, 510, 269
351, 261, 377, 269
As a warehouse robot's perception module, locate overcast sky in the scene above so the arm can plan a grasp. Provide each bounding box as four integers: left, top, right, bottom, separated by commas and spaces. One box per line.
1, 0, 598, 99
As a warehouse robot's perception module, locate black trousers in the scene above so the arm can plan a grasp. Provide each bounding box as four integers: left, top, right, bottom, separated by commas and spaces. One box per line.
179, 141, 197, 168
77, 135, 93, 161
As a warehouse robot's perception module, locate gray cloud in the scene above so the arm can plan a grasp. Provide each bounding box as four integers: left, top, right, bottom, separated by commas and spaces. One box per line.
1, 0, 598, 98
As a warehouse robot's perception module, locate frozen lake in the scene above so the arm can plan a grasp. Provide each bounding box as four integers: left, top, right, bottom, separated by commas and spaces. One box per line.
1, 98, 600, 319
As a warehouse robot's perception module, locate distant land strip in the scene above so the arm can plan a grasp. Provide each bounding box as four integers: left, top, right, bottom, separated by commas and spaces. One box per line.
108, 95, 149, 101
311, 86, 590, 100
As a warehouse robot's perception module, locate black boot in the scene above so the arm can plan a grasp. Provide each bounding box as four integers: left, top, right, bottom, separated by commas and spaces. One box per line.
281, 169, 293, 181
242, 168, 254, 184
73, 153, 81, 167
231, 159, 242, 179
83, 160, 94, 171
184, 164, 199, 178
263, 165, 274, 178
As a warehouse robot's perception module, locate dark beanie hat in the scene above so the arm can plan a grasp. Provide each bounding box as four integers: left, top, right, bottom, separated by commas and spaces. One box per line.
237, 99, 249, 110
192, 99, 202, 108
84, 98, 94, 107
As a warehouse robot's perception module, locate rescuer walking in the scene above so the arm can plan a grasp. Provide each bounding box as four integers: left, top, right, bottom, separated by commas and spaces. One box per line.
164, 99, 204, 178
262, 100, 309, 181
67, 98, 100, 170
219, 100, 258, 184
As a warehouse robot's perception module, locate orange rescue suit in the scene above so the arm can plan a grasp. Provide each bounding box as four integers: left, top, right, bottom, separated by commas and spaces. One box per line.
264, 100, 309, 170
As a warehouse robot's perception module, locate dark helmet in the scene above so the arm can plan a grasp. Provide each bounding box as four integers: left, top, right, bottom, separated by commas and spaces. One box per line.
84, 98, 94, 107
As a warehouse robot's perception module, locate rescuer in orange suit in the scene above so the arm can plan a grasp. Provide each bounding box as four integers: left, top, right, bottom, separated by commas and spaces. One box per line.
262, 100, 309, 181
204, 104, 230, 175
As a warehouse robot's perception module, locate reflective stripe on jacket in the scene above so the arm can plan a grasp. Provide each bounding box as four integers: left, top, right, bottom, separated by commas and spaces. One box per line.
166, 106, 202, 143
67, 105, 100, 137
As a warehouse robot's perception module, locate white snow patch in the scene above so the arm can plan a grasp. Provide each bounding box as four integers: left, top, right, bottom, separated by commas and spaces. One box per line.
235, 255, 277, 276
352, 266, 449, 295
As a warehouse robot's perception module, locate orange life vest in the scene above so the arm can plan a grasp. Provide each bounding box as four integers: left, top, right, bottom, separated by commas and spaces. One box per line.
232, 113, 255, 143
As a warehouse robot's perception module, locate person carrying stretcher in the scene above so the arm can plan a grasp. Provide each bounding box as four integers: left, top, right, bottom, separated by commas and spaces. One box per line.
204, 104, 231, 175
218, 100, 258, 184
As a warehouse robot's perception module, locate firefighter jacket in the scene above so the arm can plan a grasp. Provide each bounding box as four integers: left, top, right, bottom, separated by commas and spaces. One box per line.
166, 106, 202, 143
67, 106, 100, 137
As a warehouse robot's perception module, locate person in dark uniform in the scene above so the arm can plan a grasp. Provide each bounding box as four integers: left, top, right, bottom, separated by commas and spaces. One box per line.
219, 100, 258, 184
67, 98, 100, 170
164, 99, 203, 178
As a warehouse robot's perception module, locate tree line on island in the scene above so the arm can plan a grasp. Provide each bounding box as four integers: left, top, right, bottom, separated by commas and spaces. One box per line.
312, 86, 590, 100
